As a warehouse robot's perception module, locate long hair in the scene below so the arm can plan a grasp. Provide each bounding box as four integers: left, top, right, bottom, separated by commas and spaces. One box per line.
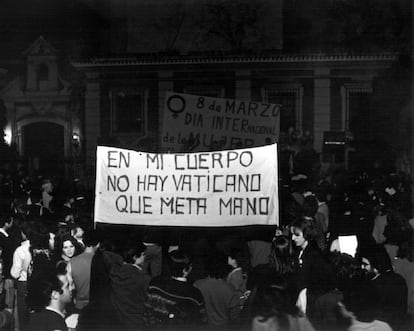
269, 235, 294, 278
55, 234, 79, 259
290, 216, 316, 242
250, 284, 301, 331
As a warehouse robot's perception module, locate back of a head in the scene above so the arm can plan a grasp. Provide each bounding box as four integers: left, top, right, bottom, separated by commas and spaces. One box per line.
30, 231, 51, 250
228, 247, 249, 271
303, 195, 318, 217
20, 221, 36, 241
372, 244, 392, 273
250, 283, 300, 330
27, 273, 62, 312
123, 241, 146, 264
0, 209, 12, 228
83, 230, 100, 248
314, 185, 328, 202
341, 281, 377, 323
206, 251, 230, 279
168, 249, 190, 277
272, 235, 292, 259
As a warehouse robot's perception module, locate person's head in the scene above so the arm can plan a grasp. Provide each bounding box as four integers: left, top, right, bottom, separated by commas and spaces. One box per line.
28, 273, 72, 312
250, 283, 300, 331
360, 244, 392, 276
272, 235, 293, 259
58, 235, 78, 260
314, 185, 328, 203
168, 249, 191, 278
70, 223, 85, 240
270, 235, 294, 278
330, 252, 364, 292
206, 251, 230, 279
337, 281, 378, 324
227, 247, 248, 270
41, 179, 54, 193
302, 195, 319, 217
290, 217, 314, 249
83, 230, 100, 249
123, 241, 146, 266
30, 232, 51, 250
19, 221, 35, 242
0, 210, 13, 230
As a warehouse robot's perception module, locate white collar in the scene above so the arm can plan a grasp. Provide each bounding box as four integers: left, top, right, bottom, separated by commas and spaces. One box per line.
21, 240, 30, 247
45, 306, 65, 319
371, 273, 380, 281
0, 229, 8, 237
229, 267, 242, 275
172, 276, 187, 282
132, 263, 142, 271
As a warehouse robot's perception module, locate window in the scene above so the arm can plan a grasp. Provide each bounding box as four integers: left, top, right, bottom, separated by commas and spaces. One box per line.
37, 63, 49, 81
37, 63, 49, 90
262, 84, 303, 134
341, 83, 372, 141
110, 88, 148, 134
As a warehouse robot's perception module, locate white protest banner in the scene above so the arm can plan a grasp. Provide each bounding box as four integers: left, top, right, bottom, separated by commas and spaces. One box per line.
94, 144, 279, 227
161, 92, 280, 152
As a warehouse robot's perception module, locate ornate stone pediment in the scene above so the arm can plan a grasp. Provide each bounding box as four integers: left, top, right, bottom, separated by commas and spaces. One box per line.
22, 36, 58, 56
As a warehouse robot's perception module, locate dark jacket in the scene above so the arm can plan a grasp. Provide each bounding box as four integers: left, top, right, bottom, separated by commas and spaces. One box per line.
293, 242, 335, 300
144, 277, 206, 328
103, 251, 150, 328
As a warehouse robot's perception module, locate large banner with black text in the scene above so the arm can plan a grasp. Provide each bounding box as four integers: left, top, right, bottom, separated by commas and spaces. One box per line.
94, 145, 279, 226
161, 92, 280, 152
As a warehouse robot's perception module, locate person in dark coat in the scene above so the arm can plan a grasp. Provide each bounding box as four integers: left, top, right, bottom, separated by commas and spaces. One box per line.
360, 243, 408, 330
26, 272, 72, 331
290, 217, 338, 329
103, 241, 150, 330
144, 249, 206, 329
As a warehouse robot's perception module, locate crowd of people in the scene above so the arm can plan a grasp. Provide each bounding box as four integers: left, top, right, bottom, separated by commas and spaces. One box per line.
0, 160, 412, 331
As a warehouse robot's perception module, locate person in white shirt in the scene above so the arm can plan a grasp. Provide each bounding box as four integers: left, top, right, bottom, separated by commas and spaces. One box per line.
10, 221, 33, 330
41, 178, 54, 211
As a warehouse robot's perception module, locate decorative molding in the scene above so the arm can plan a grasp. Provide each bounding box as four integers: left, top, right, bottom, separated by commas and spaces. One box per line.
72, 53, 397, 68
183, 86, 225, 98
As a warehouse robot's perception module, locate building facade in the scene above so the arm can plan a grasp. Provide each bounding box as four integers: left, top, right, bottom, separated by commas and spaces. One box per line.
73, 53, 396, 171
0, 0, 403, 177
0, 37, 82, 176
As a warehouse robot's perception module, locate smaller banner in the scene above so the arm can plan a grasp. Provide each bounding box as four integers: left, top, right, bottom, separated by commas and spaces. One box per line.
94, 144, 279, 227
161, 92, 280, 152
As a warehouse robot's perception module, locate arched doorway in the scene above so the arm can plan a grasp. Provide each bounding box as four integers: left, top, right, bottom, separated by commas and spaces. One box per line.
23, 122, 65, 176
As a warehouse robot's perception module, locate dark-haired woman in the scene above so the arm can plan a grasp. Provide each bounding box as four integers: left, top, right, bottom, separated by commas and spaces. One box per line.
290, 217, 340, 328
53, 234, 79, 274
269, 235, 295, 280
246, 235, 295, 299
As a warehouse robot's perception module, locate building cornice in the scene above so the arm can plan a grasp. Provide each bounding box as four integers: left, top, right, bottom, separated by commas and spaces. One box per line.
72, 53, 398, 68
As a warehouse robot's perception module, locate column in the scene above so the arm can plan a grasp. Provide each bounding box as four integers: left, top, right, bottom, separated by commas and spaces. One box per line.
158, 71, 174, 152
314, 67, 331, 153
84, 72, 100, 167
